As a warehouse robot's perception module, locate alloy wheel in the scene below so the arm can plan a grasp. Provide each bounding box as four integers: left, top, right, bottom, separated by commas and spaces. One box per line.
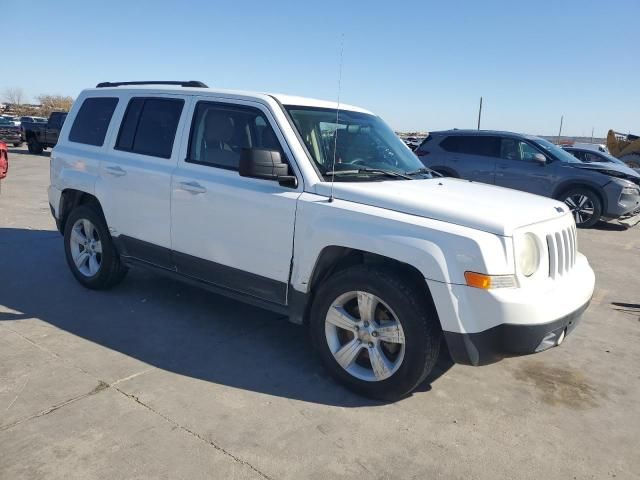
564, 194, 595, 225
325, 291, 406, 382
69, 218, 103, 277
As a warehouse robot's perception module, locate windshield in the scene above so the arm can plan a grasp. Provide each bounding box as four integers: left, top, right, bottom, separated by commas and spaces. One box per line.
285, 106, 427, 180
0, 118, 13, 125
530, 137, 581, 163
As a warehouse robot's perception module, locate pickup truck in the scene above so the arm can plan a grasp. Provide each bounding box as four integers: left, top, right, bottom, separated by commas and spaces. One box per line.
23, 111, 67, 154
0, 117, 22, 147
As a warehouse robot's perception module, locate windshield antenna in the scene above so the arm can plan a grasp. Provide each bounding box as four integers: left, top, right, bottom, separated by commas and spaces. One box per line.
328, 33, 345, 203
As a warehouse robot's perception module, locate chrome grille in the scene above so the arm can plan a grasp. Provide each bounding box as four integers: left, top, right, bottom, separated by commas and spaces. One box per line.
546, 225, 577, 279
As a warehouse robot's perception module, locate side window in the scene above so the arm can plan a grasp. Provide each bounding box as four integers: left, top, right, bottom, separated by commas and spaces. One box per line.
457, 136, 499, 157
567, 150, 583, 161
187, 102, 283, 170
440, 135, 461, 153
584, 152, 603, 163
68, 97, 118, 146
500, 139, 541, 161
115, 97, 184, 158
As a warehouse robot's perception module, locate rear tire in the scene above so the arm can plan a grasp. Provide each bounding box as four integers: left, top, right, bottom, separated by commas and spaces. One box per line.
309, 264, 441, 401
63, 205, 128, 289
560, 188, 602, 228
28, 138, 43, 154
13, 142, 22, 147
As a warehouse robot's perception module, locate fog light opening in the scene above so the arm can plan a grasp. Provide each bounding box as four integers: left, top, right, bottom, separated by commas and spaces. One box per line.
556, 328, 566, 346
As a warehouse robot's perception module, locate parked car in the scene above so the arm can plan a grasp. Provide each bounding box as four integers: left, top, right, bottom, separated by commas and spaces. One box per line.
0, 115, 21, 126
416, 130, 640, 228
564, 146, 640, 174
23, 111, 67, 154
571, 142, 609, 154
20, 116, 47, 124
0, 117, 23, 147
0, 142, 7, 179
49, 81, 595, 400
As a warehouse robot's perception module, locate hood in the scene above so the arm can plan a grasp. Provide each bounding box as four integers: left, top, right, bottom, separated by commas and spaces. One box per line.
570, 161, 640, 185
314, 178, 568, 236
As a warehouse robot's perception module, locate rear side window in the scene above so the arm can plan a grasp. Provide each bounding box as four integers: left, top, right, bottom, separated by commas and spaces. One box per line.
68, 97, 118, 146
441, 135, 499, 157
116, 97, 184, 158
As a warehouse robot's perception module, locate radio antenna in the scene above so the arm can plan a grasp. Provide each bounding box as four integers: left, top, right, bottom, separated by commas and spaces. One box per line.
328, 33, 345, 203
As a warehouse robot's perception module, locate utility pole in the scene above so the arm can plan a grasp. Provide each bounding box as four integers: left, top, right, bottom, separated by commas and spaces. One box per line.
557, 115, 564, 143
590, 127, 594, 144
477, 97, 483, 130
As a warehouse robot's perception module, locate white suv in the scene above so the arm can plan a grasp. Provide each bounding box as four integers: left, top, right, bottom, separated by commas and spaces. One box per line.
48, 81, 595, 400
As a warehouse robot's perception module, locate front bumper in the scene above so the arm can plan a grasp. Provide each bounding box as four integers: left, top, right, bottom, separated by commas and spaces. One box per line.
443, 300, 590, 365
0, 134, 21, 143
603, 182, 640, 218
427, 253, 595, 366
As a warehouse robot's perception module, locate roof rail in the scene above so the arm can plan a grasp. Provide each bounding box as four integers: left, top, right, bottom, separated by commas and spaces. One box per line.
95, 80, 208, 88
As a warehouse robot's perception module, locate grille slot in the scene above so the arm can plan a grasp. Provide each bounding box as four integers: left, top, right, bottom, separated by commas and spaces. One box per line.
546, 226, 577, 279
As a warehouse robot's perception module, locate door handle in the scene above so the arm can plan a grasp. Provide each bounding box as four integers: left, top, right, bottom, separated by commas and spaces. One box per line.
105, 165, 126, 177
179, 181, 207, 194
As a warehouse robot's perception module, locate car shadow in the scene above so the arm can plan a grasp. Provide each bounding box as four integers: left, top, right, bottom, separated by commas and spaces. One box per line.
592, 221, 628, 232
0, 227, 453, 407
7, 147, 51, 157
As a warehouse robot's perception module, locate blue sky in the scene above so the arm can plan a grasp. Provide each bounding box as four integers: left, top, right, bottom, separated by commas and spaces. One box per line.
4, 0, 639, 136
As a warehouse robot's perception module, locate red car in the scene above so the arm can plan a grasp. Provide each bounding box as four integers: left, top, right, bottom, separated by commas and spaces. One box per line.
0, 142, 8, 180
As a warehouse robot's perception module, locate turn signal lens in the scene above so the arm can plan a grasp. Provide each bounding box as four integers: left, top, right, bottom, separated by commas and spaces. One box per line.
464, 271, 517, 289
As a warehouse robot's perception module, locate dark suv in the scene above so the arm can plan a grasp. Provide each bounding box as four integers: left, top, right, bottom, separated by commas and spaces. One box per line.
415, 130, 640, 227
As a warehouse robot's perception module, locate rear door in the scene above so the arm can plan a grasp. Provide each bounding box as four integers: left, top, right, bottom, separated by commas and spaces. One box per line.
494, 138, 557, 196
440, 135, 499, 183
96, 94, 190, 268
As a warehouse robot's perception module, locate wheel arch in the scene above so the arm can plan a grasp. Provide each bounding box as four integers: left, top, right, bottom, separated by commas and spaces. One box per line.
552, 181, 607, 214
58, 189, 105, 234
288, 246, 436, 325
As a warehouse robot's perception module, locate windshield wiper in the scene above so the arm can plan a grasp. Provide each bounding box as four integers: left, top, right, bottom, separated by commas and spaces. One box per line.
325, 168, 412, 180
405, 167, 442, 177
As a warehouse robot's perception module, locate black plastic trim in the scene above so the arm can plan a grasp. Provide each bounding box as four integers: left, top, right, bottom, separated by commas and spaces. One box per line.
173, 251, 286, 305
112, 235, 287, 306
443, 299, 591, 366
96, 81, 208, 88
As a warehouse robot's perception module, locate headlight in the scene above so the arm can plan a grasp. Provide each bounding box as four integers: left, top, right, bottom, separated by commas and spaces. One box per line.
518, 233, 540, 277
621, 186, 640, 196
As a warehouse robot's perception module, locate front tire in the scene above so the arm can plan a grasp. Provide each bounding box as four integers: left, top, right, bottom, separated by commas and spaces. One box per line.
309, 265, 441, 401
560, 188, 602, 228
63, 205, 127, 289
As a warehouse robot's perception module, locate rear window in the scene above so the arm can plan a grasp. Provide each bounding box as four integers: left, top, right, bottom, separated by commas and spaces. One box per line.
440, 135, 499, 157
68, 98, 118, 146
115, 97, 184, 158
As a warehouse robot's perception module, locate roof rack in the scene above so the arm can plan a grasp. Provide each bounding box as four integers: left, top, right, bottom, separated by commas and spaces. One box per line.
95, 80, 208, 88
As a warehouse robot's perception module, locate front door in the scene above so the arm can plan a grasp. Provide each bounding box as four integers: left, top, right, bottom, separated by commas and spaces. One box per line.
494, 138, 557, 196
170, 98, 301, 304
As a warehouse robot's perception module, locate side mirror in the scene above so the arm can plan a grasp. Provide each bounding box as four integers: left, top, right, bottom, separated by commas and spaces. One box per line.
533, 153, 547, 165
239, 148, 297, 187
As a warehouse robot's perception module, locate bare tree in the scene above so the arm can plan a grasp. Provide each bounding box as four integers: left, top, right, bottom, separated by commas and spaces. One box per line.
2, 87, 25, 105
36, 94, 74, 117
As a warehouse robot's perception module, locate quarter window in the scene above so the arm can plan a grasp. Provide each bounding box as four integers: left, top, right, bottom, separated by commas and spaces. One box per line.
68, 97, 118, 146
187, 102, 283, 170
116, 97, 184, 158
